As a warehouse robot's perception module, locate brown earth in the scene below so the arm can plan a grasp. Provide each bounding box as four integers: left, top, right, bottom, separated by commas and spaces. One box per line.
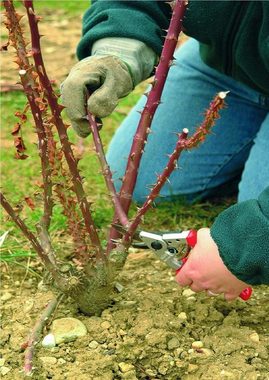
1, 10, 82, 87
1, 249, 269, 380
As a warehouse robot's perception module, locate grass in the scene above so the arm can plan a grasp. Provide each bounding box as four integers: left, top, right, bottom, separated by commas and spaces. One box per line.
0, 1, 231, 265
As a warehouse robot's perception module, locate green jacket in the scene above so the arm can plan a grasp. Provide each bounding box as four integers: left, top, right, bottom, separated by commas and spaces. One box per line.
78, 0, 269, 95
77, 1, 269, 285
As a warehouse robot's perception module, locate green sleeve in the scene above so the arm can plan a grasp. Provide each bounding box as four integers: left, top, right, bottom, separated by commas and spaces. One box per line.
210, 187, 269, 285
77, 0, 171, 60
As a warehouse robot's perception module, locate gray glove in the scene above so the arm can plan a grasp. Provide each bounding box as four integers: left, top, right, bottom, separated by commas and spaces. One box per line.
61, 38, 157, 138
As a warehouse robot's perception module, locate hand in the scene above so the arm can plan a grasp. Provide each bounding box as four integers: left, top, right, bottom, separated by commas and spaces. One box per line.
175, 228, 250, 300
61, 55, 133, 137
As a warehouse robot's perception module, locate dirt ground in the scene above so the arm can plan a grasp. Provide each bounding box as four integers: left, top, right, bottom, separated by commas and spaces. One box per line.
1, 9, 82, 87
1, 249, 269, 380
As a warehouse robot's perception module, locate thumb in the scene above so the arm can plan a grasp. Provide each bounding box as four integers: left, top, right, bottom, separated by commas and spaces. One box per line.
87, 84, 119, 118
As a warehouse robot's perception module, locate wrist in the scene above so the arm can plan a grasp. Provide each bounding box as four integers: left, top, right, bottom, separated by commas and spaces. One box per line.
91, 37, 157, 86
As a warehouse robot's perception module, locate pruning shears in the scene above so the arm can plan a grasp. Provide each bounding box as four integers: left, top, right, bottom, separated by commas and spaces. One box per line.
114, 226, 252, 301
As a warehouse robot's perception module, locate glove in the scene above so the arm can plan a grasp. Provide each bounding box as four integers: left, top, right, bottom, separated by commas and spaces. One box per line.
61, 37, 157, 138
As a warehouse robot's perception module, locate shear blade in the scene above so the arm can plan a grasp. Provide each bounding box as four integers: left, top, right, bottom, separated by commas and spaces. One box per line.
111, 223, 142, 242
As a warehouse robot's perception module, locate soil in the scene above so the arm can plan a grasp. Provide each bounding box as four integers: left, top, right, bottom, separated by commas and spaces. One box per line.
1, 249, 269, 380
0, 9, 82, 87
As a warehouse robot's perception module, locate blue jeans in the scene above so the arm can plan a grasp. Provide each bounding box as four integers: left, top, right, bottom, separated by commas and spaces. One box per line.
107, 39, 269, 204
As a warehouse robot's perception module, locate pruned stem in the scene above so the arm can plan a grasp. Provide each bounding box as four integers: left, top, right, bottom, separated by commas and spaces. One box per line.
23, 294, 63, 376
87, 112, 129, 227
125, 91, 228, 240
23, 1, 103, 260
107, 0, 187, 252
118, 0, 187, 214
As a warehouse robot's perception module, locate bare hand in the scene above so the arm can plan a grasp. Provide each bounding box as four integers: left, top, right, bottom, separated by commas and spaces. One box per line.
175, 228, 250, 300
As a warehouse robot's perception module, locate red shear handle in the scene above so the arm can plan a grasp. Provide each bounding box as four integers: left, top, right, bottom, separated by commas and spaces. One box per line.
177, 230, 252, 301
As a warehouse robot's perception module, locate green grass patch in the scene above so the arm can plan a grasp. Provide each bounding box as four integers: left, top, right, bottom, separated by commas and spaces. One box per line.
13, 0, 89, 16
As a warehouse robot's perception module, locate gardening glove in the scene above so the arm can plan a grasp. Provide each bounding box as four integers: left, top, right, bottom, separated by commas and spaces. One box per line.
61, 37, 157, 138
175, 228, 250, 301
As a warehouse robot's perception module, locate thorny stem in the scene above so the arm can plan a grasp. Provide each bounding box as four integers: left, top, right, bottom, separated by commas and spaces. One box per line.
23, 1, 104, 261
87, 111, 129, 228
118, 0, 187, 214
126, 92, 228, 240
23, 294, 63, 376
3, 0, 53, 230
108, 0, 187, 252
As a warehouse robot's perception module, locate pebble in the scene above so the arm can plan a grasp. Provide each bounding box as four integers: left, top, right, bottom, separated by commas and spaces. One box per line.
187, 296, 196, 302
118, 362, 135, 373
192, 341, 204, 349
182, 289, 195, 297
178, 312, 187, 321
40, 356, 57, 366
89, 340, 99, 349
1, 293, 13, 302
51, 318, 87, 344
0, 358, 5, 367
101, 321, 111, 329
249, 332, 260, 343
23, 299, 34, 313
158, 363, 168, 375
42, 333, 56, 348
167, 337, 180, 350
0, 366, 10, 376
58, 358, 66, 365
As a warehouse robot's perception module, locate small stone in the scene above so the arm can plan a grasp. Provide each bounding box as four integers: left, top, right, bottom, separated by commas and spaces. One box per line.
40, 356, 57, 366
192, 341, 204, 349
89, 340, 99, 349
167, 337, 180, 350
249, 332, 260, 343
188, 364, 199, 373
158, 363, 168, 375
0, 366, 10, 376
178, 312, 187, 321
101, 321, 111, 329
182, 289, 195, 297
145, 368, 157, 377
15, 281, 20, 287
1, 293, 12, 302
118, 362, 135, 373
58, 358, 66, 365
51, 318, 87, 344
23, 299, 34, 313
115, 282, 124, 292
187, 296, 196, 302
42, 333, 56, 348
0, 358, 5, 367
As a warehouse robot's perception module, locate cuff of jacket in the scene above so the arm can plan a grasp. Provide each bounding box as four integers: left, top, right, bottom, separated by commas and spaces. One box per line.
210, 187, 269, 285
91, 37, 157, 86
